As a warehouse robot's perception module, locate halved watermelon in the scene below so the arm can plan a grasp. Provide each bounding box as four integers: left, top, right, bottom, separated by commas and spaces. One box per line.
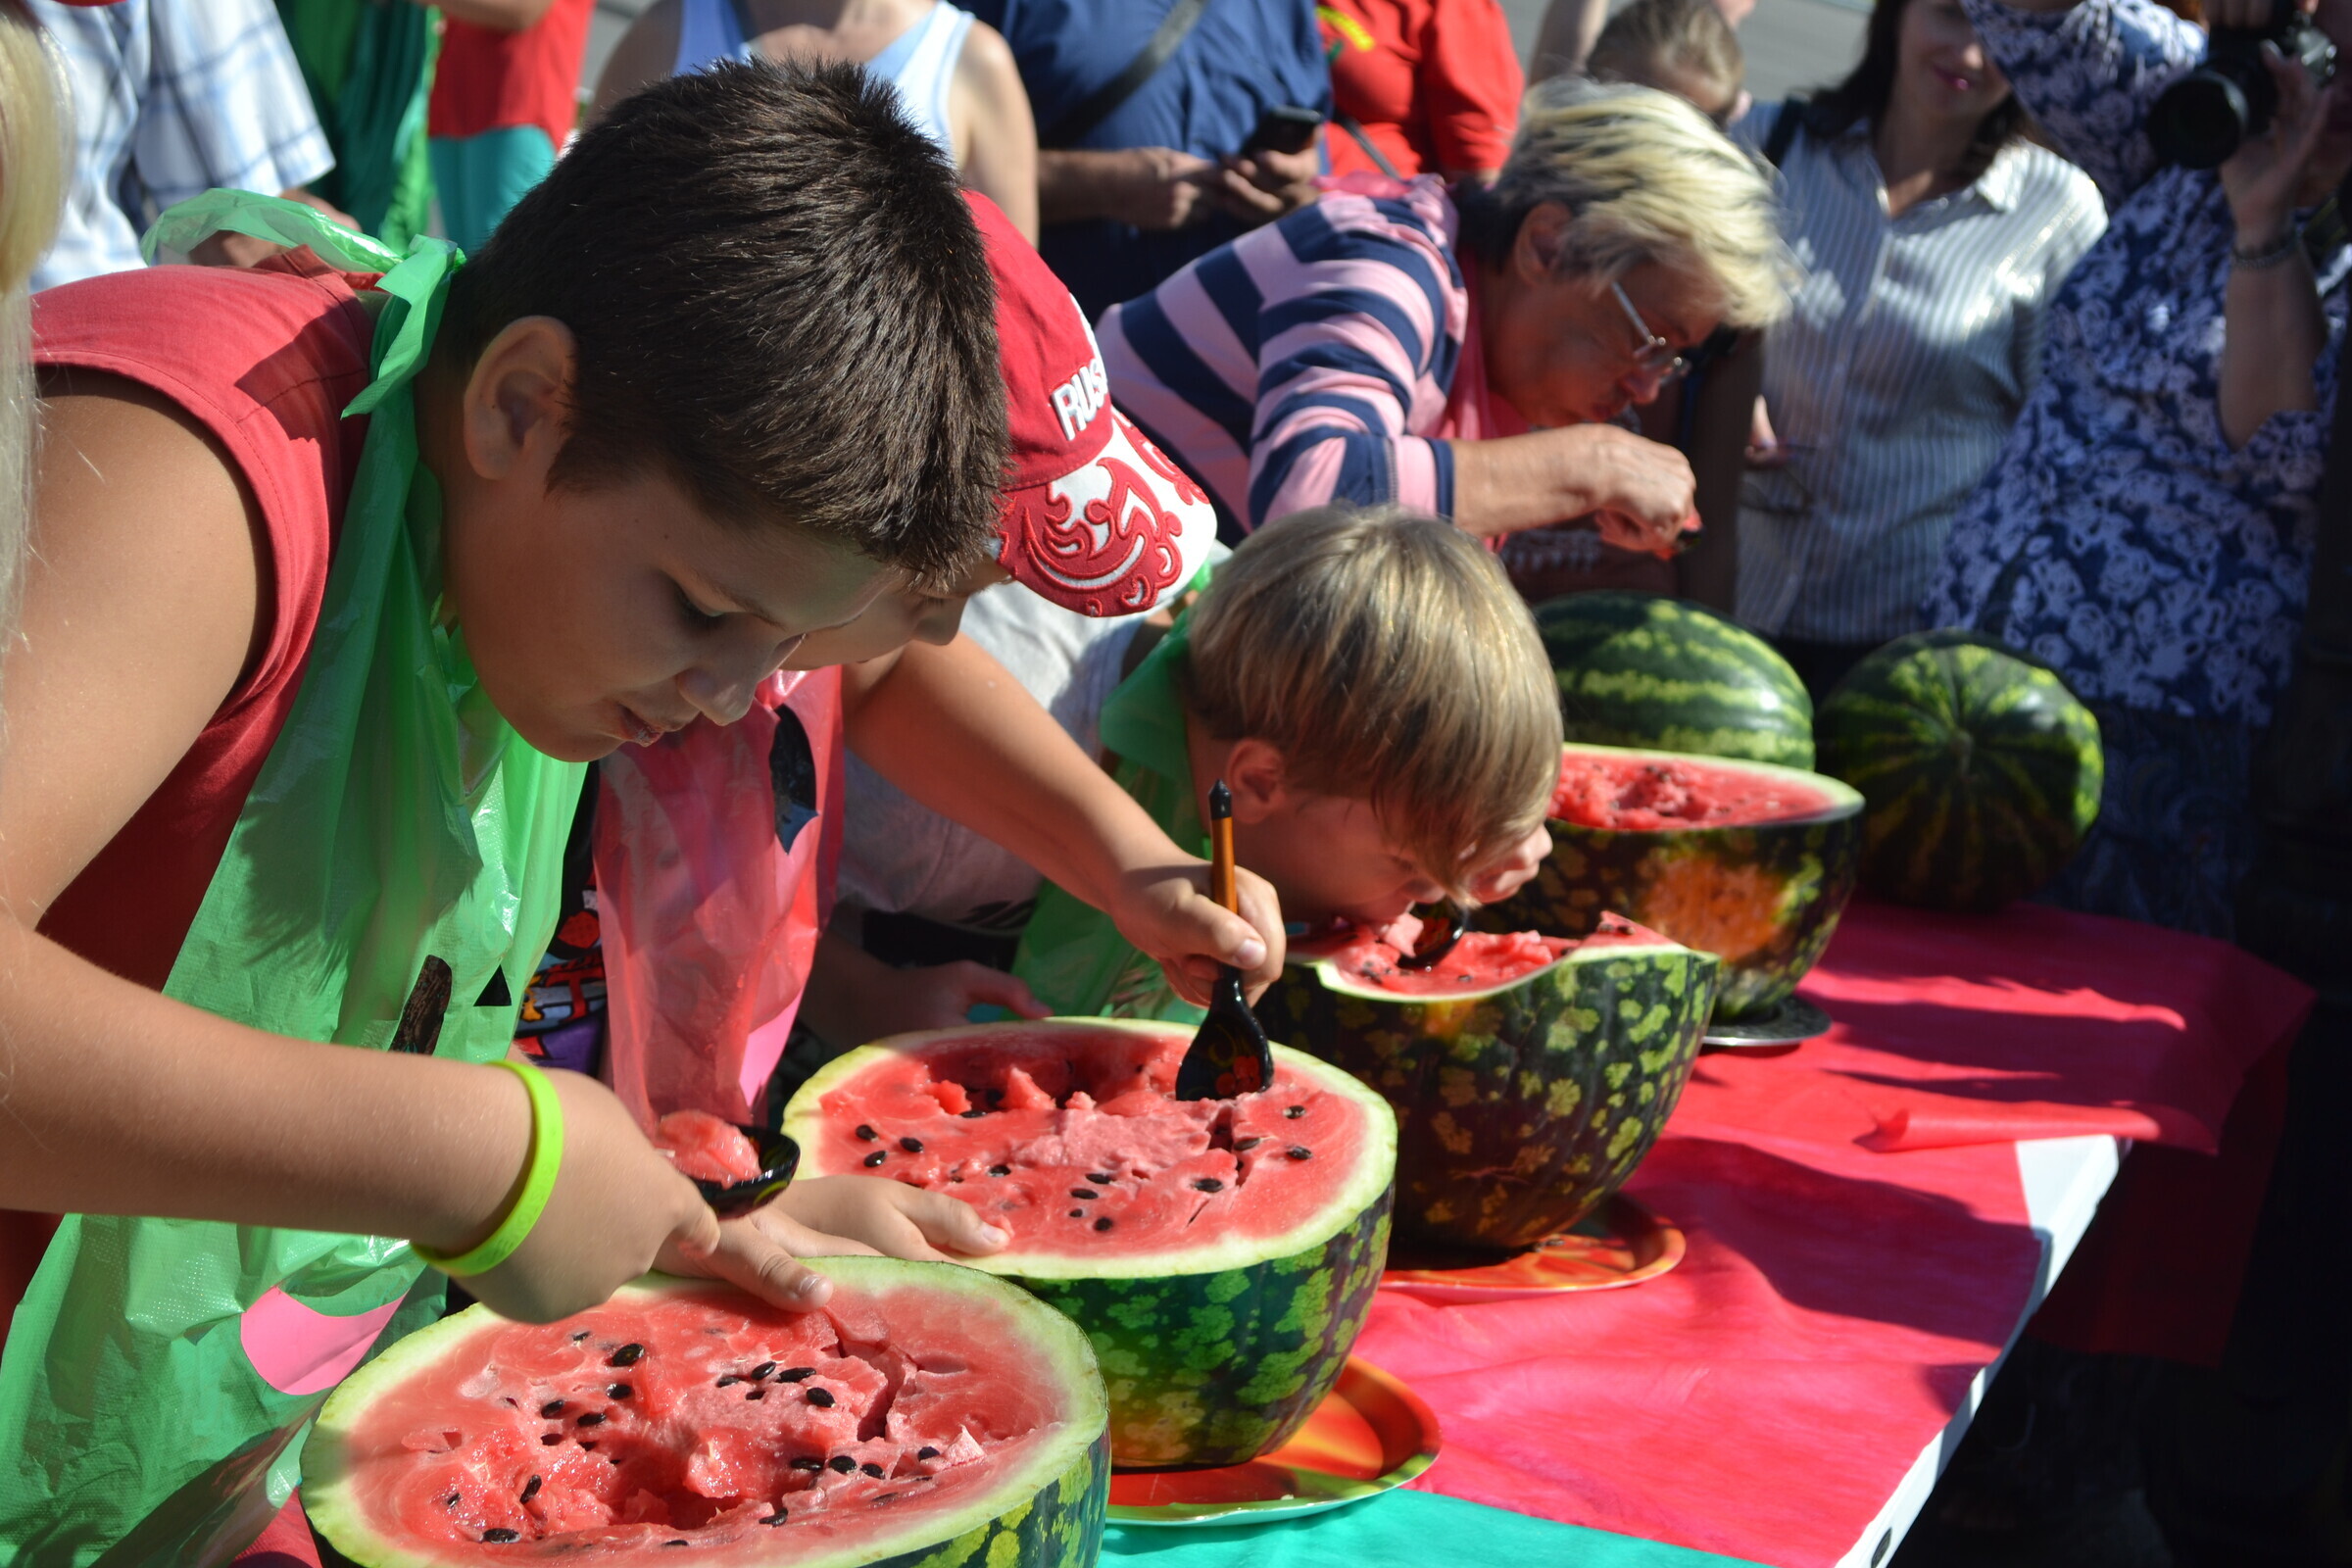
1482, 743, 1863, 1018
782, 1021, 1396, 1469
302, 1260, 1107, 1566
1258, 915, 1718, 1252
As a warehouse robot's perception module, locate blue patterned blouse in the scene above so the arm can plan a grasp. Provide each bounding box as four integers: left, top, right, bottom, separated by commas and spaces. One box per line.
1922, 0, 2350, 727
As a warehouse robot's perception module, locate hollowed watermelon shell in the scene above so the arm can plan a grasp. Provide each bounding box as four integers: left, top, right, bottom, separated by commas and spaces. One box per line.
1536, 591, 1816, 769
302, 1260, 1108, 1567
782, 1021, 1398, 1470
1255, 918, 1719, 1252
1483, 743, 1864, 1018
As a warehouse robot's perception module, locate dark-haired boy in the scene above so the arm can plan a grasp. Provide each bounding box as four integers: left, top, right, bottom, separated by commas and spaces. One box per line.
0, 62, 1271, 1559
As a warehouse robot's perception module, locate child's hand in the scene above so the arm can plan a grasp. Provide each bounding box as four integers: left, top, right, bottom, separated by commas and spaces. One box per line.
805, 933, 1051, 1049
458, 1068, 753, 1322
1465, 822, 1556, 906
768, 1175, 1009, 1261
1111, 861, 1285, 1006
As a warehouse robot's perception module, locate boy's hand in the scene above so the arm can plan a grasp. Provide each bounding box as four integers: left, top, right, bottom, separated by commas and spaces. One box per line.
806, 933, 1050, 1049
1465, 821, 1556, 906
1113, 861, 1285, 1006
767, 1175, 1009, 1261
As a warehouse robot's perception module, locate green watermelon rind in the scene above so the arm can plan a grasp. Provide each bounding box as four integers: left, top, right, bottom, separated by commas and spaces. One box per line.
1536, 592, 1817, 770
1258, 931, 1720, 1252
784, 1024, 1399, 1470
300, 1262, 1110, 1568
1483, 742, 1864, 1018
1818, 630, 2105, 914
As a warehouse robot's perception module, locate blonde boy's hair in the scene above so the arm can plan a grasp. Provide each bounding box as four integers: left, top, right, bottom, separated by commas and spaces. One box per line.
1483, 77, 1788, 330
1182, 506, 1562, 904
1589, 0, 1744, 111
0, 0, 68, 700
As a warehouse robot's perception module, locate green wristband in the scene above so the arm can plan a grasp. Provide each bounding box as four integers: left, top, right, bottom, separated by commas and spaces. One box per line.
416, 1058, 565, 1278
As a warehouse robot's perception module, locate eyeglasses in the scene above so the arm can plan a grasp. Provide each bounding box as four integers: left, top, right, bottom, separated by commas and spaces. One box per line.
1609, 280, 1688, 380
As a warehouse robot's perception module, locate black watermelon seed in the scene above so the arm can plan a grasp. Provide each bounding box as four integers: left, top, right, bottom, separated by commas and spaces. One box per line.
960, 1108, 987, 1118
856, 1124, 878, 1141
1070, 1188, 1099, 1200
664, 1541, 688, 1548
1287, 1146, 1313, 1160
610, 1344, 645, 1367
776, 1366, 815, 1382
791, 1456, 824, 1471
1094, 1217, 1114, 1231
540, 1434, 563, 1446
899, 1137, 924, 1153
1066, 1208, 1084, 1218
539, 1400, 565, 1418
608, 1384, 633, 1399
872, 1492, 900, 1504
806, 1387, 836, 1407
746, 1388, 766, 1400
862, 1152, 887, 1167
1236, 1137, 1263, 1151
1285, 1104, 1306, 1119
482, 1529, 520, 1544
748, 1361, 776, 1379
576, 1412, 607, 1428
916, 1446, 941, 1460
987, 1164, 1010, 1177
763, 1510, 790, 1526
861, 1462, 886, 1478
1192, 1177, 1225, 1193
570, 1330, 590, 1343
580, 1441, 598, 1452
443, 1492, 461, 1508
519, 1475, 542, 1504
716, 1375, 741, 1387
828, 1455, 858, 1473
1087, 1173, 1114, 1184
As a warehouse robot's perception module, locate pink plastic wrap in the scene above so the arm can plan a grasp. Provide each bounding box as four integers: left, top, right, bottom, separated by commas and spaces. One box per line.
595, 669, 843, 1126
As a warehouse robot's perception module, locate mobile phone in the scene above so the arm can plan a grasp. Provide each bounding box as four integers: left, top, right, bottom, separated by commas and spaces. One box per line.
1242, 104, 1324, 158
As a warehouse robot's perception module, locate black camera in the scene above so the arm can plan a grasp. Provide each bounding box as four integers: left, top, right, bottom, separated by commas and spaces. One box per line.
2148, 0, 2336, 169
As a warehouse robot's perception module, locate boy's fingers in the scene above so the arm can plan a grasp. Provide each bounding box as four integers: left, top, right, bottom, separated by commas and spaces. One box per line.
898, 1188, 1010, 1255
958, 965, 1052, 1019
668, 1196, 722, 1262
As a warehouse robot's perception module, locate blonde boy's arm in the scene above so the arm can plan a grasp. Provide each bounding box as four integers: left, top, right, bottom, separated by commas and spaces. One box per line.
839, 635, 1285, 1004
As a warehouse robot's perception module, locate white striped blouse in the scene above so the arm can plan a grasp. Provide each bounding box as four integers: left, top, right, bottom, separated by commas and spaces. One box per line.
1734, 104, 2107, 644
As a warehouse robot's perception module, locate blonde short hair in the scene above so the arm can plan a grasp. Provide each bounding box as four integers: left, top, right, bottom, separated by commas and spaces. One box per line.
0, 0, 68, 698
1589, 0, 1744, 110
1181, 505, 1562, 903
1473, 77, 1788, 330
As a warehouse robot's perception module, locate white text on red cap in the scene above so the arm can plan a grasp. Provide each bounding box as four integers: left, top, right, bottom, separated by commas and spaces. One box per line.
1051, 354, 1110, 444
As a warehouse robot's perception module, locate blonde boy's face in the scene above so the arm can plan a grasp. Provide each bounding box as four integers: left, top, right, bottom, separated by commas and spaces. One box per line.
1229, 793, 1447, 930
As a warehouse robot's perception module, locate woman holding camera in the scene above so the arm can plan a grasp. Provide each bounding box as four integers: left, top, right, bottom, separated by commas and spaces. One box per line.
1924, 0, 2352, 938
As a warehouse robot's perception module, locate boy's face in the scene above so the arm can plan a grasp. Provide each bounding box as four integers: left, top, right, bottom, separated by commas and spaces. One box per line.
429, 319, 893, 761
782, 560, 1015, 671
1229, 789, 1448, 930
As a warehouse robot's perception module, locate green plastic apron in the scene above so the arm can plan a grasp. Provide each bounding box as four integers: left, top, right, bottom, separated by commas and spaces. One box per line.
0, 194, 583, 1566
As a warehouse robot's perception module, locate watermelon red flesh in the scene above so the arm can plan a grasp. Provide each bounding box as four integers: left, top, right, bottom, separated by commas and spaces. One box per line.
303, 1264, 1108, 1568
649, 1110, 761, 1184
1550, 751, 1838, 831
796, 1027, 1374, 1267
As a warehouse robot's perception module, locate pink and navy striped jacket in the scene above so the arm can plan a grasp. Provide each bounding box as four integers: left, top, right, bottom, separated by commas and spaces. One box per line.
1099, 175, 1521, 534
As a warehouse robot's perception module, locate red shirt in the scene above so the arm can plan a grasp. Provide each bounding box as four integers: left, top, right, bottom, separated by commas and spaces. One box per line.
428, 0, 596, 149
5, 256, 373, 1336
1318, 0, 1523, 178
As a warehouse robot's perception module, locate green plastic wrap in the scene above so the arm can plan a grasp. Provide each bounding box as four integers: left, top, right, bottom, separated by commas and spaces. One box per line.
0, 192, 582, 1565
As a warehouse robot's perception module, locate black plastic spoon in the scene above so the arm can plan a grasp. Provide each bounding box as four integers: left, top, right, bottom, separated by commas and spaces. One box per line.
1395, 904, 1470, 971
1173, 780, 1276, 1101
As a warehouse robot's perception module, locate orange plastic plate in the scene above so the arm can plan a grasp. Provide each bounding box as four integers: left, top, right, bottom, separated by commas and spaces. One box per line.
1379, 1194, 1686, 1301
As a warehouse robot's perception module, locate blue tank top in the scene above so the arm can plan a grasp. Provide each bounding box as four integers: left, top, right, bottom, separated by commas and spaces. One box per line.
672, 0, 973, 156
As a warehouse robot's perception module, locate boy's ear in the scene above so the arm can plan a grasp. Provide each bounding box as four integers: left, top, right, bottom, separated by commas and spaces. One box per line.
1513, 201, 1571, 282
1221, 738, 1290, 824
460, 317, 579, 485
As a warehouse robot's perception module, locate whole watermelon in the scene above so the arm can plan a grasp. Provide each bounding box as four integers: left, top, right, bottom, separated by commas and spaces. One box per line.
1536, 592, 1815, 769
1818, 631, 2103, 913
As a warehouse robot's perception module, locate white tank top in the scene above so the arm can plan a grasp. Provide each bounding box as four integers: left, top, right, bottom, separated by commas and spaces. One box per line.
671, 0, 973, 157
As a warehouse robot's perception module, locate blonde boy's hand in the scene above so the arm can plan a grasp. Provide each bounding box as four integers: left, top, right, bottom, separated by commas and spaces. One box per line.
1113, 862, 1285, 1007
774, 1175, 1009, 1261
1465, 822, 1556, 906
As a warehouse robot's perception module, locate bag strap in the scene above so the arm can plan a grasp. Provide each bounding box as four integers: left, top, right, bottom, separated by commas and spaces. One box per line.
1761, 96, 1805, 170
1335, 111, 1403, 179
1041, 0, 1214, 148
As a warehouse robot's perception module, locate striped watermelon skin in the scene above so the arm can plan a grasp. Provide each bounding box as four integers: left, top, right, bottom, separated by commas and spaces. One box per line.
1256, 933, 1719, 1252
1483, 745, 1863, 1018
1818, 631, 2104, 913
1537, 592, 1816, 770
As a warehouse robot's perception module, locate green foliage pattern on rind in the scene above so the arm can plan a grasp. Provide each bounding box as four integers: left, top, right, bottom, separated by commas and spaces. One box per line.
1013, 1193, 1393, 1469
1255, 947, 1718, 1251
1481, 809, 1861, 1018
1818, 631, 2104, 913
878, 1431, 1108, 1568
1536, 592, 1816, 770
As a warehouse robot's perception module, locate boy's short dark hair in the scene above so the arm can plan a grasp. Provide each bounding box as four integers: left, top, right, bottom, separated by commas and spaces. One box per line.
442, 60, 1004, 585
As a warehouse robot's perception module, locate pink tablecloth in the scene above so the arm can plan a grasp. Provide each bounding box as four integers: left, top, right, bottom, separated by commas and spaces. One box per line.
1360, 899, 2314, 1568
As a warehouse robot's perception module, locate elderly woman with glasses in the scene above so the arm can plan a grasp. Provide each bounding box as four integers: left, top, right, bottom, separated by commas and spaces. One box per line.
1097, 78, 1788, 553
